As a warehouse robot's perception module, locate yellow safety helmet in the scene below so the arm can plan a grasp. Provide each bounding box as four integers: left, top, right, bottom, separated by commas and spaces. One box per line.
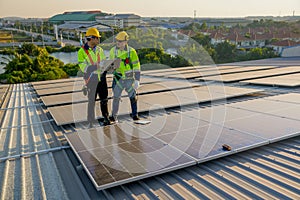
85, 27, 101, 38
115, 31, 129, 41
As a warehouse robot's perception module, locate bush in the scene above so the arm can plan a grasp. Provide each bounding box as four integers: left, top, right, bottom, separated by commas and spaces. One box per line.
63, 63, 80, 77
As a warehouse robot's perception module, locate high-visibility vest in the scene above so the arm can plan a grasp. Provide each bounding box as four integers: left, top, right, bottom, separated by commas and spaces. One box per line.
78, 44, 106, 81
109, 45, 140, 81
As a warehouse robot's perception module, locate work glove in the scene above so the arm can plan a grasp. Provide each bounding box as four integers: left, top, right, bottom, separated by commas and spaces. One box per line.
133, 80, 140, 90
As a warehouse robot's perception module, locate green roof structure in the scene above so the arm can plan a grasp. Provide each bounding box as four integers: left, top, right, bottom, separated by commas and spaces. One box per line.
49, 11, 107, 23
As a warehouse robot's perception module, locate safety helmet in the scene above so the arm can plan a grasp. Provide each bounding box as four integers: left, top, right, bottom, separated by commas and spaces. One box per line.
115, 31, 129, 41
85, 27, 101, 38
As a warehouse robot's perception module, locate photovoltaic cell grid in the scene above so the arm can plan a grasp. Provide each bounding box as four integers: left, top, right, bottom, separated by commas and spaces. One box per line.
49, 85, 261, 125
33, 76, 163, 96
142, 65, 210, 75
198, 66, 300, 82
144, 65, 241, 77
40, 80, 201, 107
65, 93, 300, 190
31, 77, 83, 86
164, 66, 275, 79
240, 73, 300, 87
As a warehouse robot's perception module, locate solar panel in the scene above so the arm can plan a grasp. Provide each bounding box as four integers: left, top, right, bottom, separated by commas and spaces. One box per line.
269, 106, 300, 121
31, 77, 83, 86
35, 85, 83, 96
33, 80, 84, 90
146, 65, 241, 77
182, 105, 259, 124
66, 101, 300, 191
48, 98, 151, 125
65, 124, 196, 190
240, 73, 300, 87
264, 93, 300, 105
223, 114, 300, 142
48, 85, 262, 125
34, 76, 163, 96
40, 89, 113, 107
167, 66, 275, 79
228, 98, 296, 114
40, 80, 200, 107
155, 124, 268, 160
142, 65, 205, 75
199, 66, 300, 82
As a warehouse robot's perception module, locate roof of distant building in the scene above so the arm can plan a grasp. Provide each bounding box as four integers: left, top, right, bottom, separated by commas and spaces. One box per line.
49, 11, 108, 23
270, 40, 300, 47
115, 14, 141, 19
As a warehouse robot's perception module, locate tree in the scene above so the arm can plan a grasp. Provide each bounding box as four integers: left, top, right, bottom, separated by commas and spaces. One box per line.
0, 44, 70, 83
191, 33, 212, 47
214, 41, 237, 63
200, 22, 208, 30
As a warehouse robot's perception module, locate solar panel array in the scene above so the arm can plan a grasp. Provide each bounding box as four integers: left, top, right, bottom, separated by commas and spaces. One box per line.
33, 62, 300, 191
47, 85, 260, 125
65, 92, 300, 190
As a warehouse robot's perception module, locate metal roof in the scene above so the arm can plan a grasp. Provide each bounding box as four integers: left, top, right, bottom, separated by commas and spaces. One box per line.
0, 57, 300, 199
49, 13, 100, 23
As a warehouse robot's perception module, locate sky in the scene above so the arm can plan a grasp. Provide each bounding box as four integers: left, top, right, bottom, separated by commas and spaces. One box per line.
0, 0, 299, 18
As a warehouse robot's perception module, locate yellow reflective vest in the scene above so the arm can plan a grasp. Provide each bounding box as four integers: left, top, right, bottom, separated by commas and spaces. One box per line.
78, 44, 106, 81
109, 45, 140, 81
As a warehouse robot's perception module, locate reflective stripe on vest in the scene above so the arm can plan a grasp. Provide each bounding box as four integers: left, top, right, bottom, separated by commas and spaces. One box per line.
82, 46, 101, 84
82, 46, 101, 66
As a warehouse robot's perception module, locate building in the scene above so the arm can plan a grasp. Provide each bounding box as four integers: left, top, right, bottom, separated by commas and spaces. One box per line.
48, 10, 107, 24
56, 21, 112, 40
96, 14, 141, 28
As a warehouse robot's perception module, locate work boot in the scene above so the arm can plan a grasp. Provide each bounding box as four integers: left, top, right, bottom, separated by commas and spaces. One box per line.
109, 115, 118, 123
103, 116, 111, 126
132, 115, 140, 121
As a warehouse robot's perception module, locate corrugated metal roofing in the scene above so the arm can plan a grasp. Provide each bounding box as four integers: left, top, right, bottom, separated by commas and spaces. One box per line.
0, 58, 300, 199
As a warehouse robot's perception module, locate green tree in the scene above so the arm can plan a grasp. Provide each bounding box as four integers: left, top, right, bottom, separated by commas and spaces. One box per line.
214, 41, 237, 63
0, 44, 70, 83
191, 33, 211, 47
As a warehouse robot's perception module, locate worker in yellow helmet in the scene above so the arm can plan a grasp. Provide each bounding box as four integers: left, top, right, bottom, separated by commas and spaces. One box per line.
77, 27, 111, 127
109, 31, 141, 122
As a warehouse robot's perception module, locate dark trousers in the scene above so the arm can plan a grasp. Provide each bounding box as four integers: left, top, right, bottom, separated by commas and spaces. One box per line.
87, 74, 109, 123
